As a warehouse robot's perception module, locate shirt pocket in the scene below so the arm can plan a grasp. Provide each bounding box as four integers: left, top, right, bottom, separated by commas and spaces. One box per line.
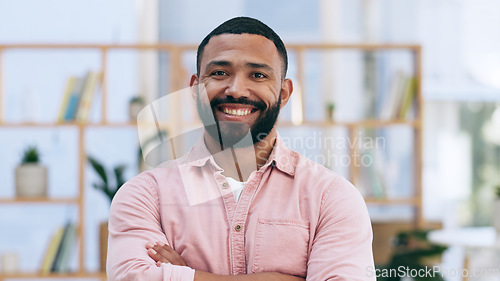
252, 218, 309, 277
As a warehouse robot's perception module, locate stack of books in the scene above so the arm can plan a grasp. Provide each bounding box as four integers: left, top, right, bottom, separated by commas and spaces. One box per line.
39, 221, 77, 275
379, 71, 417, 120
57, 71, 101, 123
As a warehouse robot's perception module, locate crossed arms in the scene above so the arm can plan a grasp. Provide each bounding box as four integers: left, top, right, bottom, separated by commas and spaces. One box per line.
106, 175, 309, 281
146, 241, 304, 281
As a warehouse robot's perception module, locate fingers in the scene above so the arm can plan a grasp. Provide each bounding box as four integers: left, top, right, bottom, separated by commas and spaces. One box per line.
155, 242, 187, 266
146, 242, 170, 266
145, 241, 187, 267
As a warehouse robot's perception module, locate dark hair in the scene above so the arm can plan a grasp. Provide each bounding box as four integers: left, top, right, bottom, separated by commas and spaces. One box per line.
196, 16, 288, 79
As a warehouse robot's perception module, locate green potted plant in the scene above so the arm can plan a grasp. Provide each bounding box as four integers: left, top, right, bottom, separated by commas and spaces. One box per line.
128, 95, 145, 122
326, 101, 335, 121
15, 145, 48, 197
493, 185, 500, 233
377, 229, 447, 281
87, 155, 127, 272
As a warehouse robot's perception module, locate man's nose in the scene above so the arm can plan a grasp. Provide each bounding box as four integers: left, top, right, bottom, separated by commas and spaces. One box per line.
225, 74, 250, 98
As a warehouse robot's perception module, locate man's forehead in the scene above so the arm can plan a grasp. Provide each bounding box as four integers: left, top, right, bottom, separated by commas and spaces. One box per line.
206, 33, 274, 47
200, 34, 282, 70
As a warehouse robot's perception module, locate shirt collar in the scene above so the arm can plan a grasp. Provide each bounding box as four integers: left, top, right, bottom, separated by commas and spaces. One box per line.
180, 135, 213, 167
259, 134, 295, 176
180, 133, 296, 176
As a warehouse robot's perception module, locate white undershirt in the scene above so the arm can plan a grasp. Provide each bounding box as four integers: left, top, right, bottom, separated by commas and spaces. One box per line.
226, 177, 246, 202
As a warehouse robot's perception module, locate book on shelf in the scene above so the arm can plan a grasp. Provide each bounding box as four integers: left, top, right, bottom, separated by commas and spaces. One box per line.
379, 71, 416, 120
41, 221, 77, 274
53, 221, 77, 273
40, 226, 65, 275
398, 76, 417, 120
357, 159, 372, 197
58, 71, 101, 123
75, 71, 100, 122
358, 149, 387, 199
63, 77, 85, 122
57, 77, 77, 122
54, 221, 77, 273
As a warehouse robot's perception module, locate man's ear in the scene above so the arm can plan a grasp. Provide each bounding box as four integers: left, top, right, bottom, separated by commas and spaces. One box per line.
279, 78, 293, 109
190, 74, 199, 100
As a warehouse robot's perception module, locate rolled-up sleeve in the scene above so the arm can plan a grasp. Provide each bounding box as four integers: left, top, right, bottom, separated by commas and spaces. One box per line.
106, 174, 195, 281
307, 177, 376, 281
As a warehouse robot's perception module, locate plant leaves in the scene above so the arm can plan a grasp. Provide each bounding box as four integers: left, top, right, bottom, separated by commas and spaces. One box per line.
87, 155, 108, 185
22, 145, 40, 163
110, 164, 127, 200
382, 229, 448, 281
114, 164, 127, 187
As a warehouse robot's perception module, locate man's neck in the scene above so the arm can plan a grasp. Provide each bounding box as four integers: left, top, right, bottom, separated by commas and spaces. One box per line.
204, 131, 277, 182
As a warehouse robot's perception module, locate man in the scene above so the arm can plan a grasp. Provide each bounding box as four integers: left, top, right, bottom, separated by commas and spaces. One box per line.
107, 16, 375, 281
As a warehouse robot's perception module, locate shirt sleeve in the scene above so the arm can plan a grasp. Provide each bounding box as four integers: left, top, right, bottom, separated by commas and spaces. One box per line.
306, 177, 376, 281
106, 173, 195, 281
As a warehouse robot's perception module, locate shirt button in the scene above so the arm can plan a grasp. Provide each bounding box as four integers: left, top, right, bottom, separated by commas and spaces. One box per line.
222, 182, 229, 189
234, 224, 242, 232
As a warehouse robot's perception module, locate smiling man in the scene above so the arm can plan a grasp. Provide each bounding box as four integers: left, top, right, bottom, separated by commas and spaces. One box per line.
107, 17, 375, 281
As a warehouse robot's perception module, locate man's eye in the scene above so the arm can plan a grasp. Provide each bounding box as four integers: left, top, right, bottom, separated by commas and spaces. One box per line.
211, 70, 226, 76
253, 73, 267, 79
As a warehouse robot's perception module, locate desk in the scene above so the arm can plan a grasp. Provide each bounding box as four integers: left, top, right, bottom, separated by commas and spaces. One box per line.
428, 227, 500, 281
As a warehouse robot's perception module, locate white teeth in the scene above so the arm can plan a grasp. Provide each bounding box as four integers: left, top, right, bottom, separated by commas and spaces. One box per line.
222, 108, 252, 116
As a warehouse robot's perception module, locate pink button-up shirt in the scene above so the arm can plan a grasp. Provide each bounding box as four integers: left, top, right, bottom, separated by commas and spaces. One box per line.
107, 135, 375, 281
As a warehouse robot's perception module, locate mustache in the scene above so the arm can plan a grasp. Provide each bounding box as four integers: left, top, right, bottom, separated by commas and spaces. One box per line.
210, 96, 266, 111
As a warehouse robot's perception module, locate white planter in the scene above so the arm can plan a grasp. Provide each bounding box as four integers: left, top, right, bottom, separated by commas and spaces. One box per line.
493, 200, 500, 233
15, 164, 48, 197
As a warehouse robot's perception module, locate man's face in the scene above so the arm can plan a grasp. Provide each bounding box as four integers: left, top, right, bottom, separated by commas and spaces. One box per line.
191, 33, 292, 148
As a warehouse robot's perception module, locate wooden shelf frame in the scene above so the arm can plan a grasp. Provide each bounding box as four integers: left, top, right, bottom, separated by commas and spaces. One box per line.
0, 198, 79, 204
0, 272, 106, 280
0, 42, 423, 279
278, 119, 421, 128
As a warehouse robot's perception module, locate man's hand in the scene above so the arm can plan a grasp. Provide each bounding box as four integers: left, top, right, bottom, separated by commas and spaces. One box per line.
146, 241, 187, 267
146, 242, 305, 281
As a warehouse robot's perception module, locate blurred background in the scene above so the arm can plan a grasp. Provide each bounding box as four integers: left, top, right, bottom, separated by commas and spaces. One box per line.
0, 0, 499, 280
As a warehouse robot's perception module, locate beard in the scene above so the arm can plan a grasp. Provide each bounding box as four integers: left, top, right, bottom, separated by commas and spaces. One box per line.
196, 92, 281, 149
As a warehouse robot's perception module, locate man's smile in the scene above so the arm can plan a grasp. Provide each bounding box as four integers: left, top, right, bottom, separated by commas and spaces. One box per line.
218, 104, 258, 117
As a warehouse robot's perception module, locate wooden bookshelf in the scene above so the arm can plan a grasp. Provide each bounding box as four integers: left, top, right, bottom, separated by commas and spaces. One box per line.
0, 43, 423, 279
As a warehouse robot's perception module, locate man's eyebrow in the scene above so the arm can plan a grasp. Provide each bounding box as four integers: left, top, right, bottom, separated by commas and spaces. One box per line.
206, 60, 231, 68
205, 60, 274, 72
246, 62, 274, 72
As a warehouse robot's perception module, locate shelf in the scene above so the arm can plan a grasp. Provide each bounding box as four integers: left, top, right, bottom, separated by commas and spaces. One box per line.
0, 43, 420, 51
0, 197, 79, 204
364, 197, 420, 205
0, 122, 138, 128
286, 43, 421, 51
278, 119, 420, 128
0, 272, 106, 280
0, 120, 419, 129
